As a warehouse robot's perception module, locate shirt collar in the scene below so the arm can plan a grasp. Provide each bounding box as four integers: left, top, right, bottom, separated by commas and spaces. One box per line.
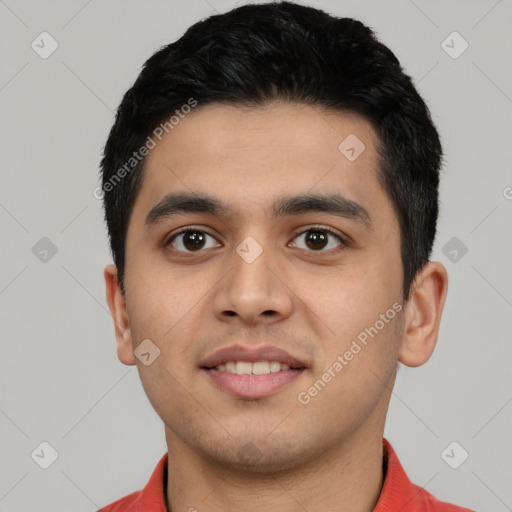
374, 438, 422, 511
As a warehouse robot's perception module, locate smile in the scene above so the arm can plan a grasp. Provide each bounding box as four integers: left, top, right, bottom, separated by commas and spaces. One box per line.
211, 360, 292, 375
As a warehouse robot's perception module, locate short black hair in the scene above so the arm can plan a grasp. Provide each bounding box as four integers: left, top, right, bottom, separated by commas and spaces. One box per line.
100, 1, 443, 301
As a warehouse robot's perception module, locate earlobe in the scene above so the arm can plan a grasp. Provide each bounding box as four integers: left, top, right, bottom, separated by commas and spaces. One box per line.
398, 261, 448, 368
104, 264, 136, 366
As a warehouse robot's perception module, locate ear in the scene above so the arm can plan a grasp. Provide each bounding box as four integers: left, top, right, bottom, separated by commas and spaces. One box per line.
104, 264, 136, 365
398, 261, 448, 367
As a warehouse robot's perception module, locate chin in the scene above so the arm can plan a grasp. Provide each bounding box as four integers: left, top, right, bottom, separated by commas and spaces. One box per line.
200, 437, 316, 475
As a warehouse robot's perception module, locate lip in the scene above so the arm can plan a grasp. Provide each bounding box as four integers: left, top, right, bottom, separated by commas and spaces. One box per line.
199, 344, 308, 369
202, 367, 306, 399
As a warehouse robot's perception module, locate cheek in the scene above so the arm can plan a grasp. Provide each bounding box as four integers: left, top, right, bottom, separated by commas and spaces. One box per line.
125, 251, 222, 361
124, 254, 185, 343
293, 259, 402, 386
303, 309, 402, 416
297, 261, 398, 332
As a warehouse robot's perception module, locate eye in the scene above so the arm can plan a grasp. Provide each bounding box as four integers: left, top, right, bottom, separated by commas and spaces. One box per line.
165, 228, 221, 252
290, 226, 345, 252
164, 225, 347, 254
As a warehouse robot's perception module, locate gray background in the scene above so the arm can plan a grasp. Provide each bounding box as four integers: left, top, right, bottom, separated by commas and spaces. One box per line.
1, 0, 511, 510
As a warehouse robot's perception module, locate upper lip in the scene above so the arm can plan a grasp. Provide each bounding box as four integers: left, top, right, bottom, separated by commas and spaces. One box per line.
200, 345, 308, 369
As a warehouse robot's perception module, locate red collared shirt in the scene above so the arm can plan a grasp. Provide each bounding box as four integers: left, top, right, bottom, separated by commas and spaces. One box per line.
98, 438, 473, 511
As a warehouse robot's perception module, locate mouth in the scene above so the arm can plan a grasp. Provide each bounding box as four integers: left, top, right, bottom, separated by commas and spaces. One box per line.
199, 345, 308, 399
203, 360, 303, 374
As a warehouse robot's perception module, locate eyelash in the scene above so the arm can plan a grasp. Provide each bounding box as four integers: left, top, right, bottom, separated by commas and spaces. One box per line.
164, 225, 348, 254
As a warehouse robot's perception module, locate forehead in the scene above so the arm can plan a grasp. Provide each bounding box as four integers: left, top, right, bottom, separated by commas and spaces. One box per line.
131, 101, 393, 228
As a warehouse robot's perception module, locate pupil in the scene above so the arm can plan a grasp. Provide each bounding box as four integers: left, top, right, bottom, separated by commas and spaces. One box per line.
306, 230, 327, 250
184, 231, 205, 250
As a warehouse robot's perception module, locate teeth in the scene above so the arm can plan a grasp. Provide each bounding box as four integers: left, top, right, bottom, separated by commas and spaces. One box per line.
236, 361, 252, 375
213, 361, 293, 374
252, 361, 269, 375
270, 361, 282, 372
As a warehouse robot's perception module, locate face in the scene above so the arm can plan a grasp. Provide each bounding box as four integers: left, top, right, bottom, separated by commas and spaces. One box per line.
112, 101, 408, 471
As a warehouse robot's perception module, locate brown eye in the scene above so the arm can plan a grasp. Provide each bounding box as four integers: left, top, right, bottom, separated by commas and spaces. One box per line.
167, 229, 220, 252
291, 228, 344, 252
305, 230, 328, 250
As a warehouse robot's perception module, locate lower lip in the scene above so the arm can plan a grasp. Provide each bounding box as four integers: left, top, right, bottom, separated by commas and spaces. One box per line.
201, 368, 305, 399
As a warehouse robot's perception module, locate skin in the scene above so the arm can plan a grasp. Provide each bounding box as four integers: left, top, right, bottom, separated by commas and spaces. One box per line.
104, 101, 448, 512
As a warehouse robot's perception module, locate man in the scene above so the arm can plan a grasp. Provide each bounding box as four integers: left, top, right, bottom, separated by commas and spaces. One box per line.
98, 2, 473, 510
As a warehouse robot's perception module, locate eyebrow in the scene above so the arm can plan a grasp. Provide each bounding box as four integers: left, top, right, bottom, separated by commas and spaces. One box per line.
145, 191, 372, 231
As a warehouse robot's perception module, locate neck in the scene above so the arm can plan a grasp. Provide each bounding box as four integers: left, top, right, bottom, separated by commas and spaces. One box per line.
164, 427, 385, 512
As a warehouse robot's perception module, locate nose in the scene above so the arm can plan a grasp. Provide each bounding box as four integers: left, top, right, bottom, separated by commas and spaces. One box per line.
212, 241, 294, 326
